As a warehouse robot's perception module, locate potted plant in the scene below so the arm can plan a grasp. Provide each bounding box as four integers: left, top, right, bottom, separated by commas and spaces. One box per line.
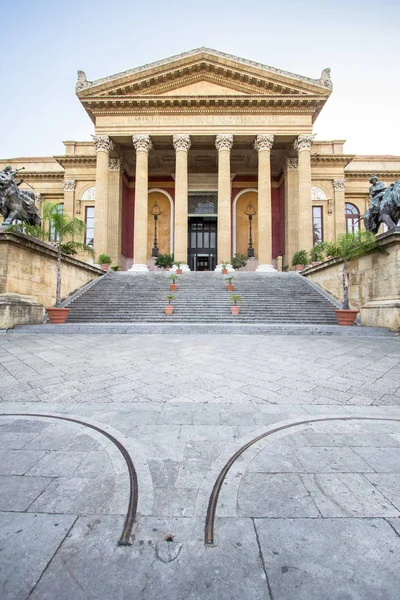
164, 294, 175, 315
225, 276, 235, 292
292, 249, 309, 271
231, 253, 248, 271
155, 253, 175, 270
43, 203, 94, 323
98, 253, 112, 271
168, 274, 179, 292
221, 261, 229, 275
309, 242, 326, 266
174, 261, 183, 275
229, 294, 243, 315
325, 231, 380, 326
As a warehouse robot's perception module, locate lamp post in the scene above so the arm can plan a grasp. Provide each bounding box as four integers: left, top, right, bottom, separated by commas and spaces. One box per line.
150, 201, 162, 257
245, 201, 257, 257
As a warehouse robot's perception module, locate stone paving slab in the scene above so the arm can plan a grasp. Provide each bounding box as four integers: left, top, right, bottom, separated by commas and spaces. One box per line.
0, 333, 400, 598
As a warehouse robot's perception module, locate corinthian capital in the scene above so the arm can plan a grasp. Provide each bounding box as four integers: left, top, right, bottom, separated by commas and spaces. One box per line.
254, 134, 274, 152
333, 178, 347, 190
284, 158, 298, 171
294, 134, 315, 152
63, 179, 77, 191
109, 158, 122, 171
132, 134, 152, 153
93, 135, 113, 153
173, 134, 191, 152
215, 134, 233, 152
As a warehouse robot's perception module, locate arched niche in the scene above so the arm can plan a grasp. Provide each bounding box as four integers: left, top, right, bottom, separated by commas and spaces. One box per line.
233, 189, 258, 257
147, 189, 174, 257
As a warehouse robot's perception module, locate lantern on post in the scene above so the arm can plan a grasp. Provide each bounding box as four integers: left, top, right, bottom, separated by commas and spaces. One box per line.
150, 201, 162, 257
244, 200, 257, 257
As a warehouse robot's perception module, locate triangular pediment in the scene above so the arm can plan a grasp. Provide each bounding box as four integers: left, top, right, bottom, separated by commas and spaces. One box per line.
77, 47, 332, 100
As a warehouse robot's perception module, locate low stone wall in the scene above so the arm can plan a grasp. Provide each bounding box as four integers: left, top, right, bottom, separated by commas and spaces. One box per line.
0, 231, 103, 327
303, 229, 400, 331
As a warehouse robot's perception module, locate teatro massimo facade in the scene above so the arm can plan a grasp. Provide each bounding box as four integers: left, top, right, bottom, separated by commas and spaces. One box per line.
2, 48, 400, 271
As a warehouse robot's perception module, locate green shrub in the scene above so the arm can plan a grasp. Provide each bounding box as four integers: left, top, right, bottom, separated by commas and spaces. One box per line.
309, 241, 327, 263
155, 253, 175, 269
98, 253, 112, 264
292, 250, 308, 266
231, 253, 247, 270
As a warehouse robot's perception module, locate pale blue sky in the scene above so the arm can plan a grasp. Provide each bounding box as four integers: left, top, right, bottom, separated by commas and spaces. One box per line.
1, 0, 399, 158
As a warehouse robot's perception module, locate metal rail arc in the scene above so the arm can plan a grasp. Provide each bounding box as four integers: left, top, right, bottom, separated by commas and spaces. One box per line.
0, 413, 138, 546
205, 416, 400, 545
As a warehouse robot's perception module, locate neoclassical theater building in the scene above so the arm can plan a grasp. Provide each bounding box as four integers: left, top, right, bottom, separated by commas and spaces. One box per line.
2, 48, 400, 271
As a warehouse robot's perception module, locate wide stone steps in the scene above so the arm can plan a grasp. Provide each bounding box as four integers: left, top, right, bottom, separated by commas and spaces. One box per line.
65, 271, 339, 324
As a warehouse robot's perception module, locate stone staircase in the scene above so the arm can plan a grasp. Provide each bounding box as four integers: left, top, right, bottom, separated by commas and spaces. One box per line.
65, 271, 339, 324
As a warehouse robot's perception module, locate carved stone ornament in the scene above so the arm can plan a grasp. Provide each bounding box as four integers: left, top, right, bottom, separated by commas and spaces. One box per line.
63, 179, 77, 191
294, 134, 315, 152
284, 157, 298, 171
319, 68, 333, 90
173, 134, 191, 152
109, 158, 122, 171
215, 134, 234, 152
75, 70, 93, 92
312, 186, 327, 200
333, 178, 347, 191
254, 134, 274, 152
132, 135, 152, 153
75, 200, 81, 215
34, 193, 43, 205
93, 136, 114, 153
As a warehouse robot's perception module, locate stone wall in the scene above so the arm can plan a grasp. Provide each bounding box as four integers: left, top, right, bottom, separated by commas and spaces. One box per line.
0, 232, 103, 325
303, 229, 400, 331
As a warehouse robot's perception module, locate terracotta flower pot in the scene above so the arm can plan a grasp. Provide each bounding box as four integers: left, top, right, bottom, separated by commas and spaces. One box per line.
334, 309, 359, 326
230, 305, 240, 315
176, 269, 183, 275
226, 284, 234, 292
164, 305, 174, 315
170, 284, 177, 292
295, 264, 304, 272
101, 264, 110, 271
46, 307, 70, 324
221, 268, 228, 275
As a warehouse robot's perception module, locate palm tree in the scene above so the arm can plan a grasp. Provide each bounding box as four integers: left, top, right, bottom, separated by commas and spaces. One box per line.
42, 203, 93, 306
325, 231, 379, 310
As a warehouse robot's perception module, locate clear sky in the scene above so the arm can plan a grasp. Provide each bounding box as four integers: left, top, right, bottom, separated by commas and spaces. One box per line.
1, 0, 399, 158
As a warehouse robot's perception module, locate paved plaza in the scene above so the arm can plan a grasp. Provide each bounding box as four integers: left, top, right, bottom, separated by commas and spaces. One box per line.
0, 331, 400, 599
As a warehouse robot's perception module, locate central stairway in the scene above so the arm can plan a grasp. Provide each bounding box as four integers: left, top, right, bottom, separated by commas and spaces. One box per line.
65, 272, 338, 324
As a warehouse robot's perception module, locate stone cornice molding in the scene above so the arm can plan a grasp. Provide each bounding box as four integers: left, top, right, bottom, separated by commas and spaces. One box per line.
284, 157, 298, 171
311, 155, 355, 167
63, 179, 77, 191
54, 156, 96, 167
345, 171, 400, 180
215, 134, 234, 152
14, 171, 64, 181
93, 135, 113, 153
333, 178, 347, 190
294, 134, 316, 152
254, 134, 274, 152
132, 134, 152, 153
109, 158, 122, 171
173, 134, 191, 152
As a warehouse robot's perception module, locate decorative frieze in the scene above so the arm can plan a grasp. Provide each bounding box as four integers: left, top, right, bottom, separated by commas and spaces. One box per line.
63, 179, 77, 191
333, 178, 347, 190
109, 158, 122, 171
215, 134, 233, 152
132, 134, 152, 153
173, 134, 191, 152
254, 134, 274, 152
284, 157, 298, 171
294, 134, 315, 152
93, 136, 113, 153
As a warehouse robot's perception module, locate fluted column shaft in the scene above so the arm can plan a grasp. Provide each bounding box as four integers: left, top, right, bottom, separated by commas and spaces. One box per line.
132, 135, 152, 267
284, 158, 299, 266
173, 135, 191, 263
255, 134, 274, 266
93, 136, 113, 257
108, 158, 123, 266
295, 134, 314, 251
333, 178, 347, 237
215, 134, 233, 263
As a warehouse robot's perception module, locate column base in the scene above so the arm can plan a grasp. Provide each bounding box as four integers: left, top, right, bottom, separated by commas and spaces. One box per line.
256, 264, 277, 273
128, 264, 149, 272
215, 264, 235, 273
170, 264, 190, 272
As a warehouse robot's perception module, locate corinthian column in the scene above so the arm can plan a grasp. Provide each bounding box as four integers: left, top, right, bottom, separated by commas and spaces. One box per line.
215, 134, 233, 266
108, 158, 123, 266
173, 134, 191, 269
284, 158, 299, 267
130, 134, 152, 272
93, 135, 113, 258
333, 178, 347, 237
254, 134, 275, 271
294, 134, 315, 252
63, 179, 76, 218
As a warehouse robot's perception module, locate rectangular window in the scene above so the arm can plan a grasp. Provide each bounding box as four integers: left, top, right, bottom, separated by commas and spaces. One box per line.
49, 203, 64, 241
85, 206, 95, 246
312, 206, 323, 245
